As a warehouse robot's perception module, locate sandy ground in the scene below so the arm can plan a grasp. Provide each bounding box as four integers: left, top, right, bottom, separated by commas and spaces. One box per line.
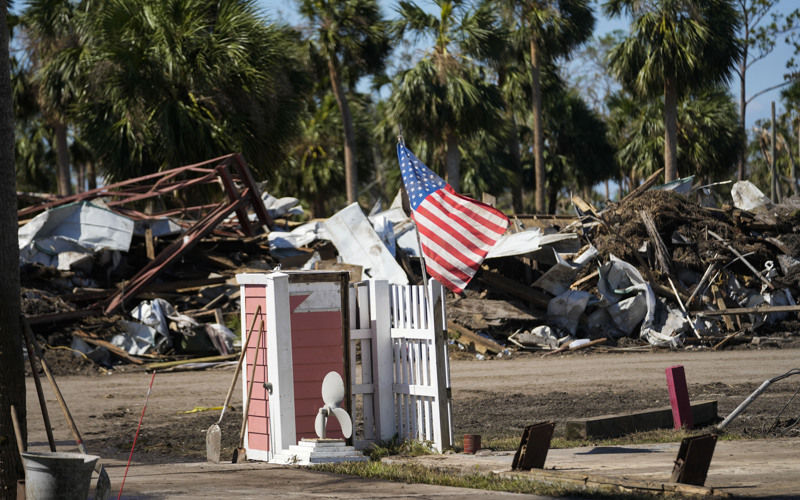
20, 349, 800, 497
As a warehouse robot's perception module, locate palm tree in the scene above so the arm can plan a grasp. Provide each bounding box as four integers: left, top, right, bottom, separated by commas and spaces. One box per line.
387, 0, 505, 192
494, 0, 594, 214
297, 0, 391, 206
604, 0, 742, 183
78, 0, 309, 183
0, 0, 26, 491
608, 88, 743, 185
18, 0, 86, 196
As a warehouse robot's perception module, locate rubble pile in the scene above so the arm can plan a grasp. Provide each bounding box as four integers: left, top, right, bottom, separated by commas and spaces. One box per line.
17, 156, 800, 370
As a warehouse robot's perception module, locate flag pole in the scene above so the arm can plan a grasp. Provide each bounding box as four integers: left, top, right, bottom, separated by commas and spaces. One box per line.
398, 126, 433, 311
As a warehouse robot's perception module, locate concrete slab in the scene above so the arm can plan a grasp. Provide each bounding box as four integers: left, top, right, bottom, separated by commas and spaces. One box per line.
394, 438, 800, 498
104, 458, 556, 499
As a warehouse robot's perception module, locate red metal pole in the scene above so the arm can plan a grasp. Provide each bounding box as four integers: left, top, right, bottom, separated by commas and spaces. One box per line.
666, 365, 693, 430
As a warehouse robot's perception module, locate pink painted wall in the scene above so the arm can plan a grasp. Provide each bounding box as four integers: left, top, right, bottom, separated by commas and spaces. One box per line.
242, 280, 346, 453
243, 284, 270, 452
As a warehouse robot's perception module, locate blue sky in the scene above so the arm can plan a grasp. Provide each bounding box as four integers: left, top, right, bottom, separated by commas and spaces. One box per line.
256, 0, 797, 129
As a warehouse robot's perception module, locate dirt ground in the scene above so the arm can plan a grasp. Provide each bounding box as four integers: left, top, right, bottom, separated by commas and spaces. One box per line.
22, 348, 800, 467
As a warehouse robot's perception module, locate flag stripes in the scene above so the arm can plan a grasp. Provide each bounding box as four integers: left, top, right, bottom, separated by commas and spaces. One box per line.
397, 142, 508, 293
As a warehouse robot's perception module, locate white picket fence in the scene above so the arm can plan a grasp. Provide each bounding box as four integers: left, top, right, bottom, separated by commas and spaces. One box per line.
348, 279, 453, 452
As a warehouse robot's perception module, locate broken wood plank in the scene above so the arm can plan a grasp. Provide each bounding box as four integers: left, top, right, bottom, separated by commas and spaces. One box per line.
710, 285, 735, 332
571, 195, 599, 219
145, 276, 229, 293
640, 210, 672, 275
569, 338, 606, 351
450, 298, 544, 322
145, 227, 155, 261
72, 329, 145, 365
764, 236, 791, 255
570, 269, 599, 291
201, 253, 238, 269
668, 278, 701, 339
685, 262, 717, 307
707, 230, 775, 290
542, 338, 607, 357
478, 269, 551, 309
27, 308, 100, 326
712, 331, 741, 351
145, 353, 238, 371
314, 261, 363, 281
446, 320, 505, 355
213, 308, 225, 325
619, 168, 665, 204
695, 304, 800, 317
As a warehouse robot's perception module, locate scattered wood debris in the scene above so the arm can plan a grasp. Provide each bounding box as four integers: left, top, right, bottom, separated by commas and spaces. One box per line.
17, 163, 800, 371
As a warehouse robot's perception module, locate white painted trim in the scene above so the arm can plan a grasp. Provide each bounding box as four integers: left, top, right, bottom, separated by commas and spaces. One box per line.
266, 273, 296, 459
248, 449, 271, 463
370, 280, 395, 442
236, 272, 271, 285
392, 384, 438, 397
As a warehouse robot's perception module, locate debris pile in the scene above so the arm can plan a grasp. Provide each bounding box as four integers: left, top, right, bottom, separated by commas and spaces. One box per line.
17, 156, 800, 370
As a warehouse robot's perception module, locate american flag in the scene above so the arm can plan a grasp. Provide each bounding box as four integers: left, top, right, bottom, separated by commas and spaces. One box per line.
397, 142, 509, 294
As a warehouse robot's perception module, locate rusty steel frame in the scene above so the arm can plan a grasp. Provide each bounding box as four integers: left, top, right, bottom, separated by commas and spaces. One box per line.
18, 154, 273, 231
16, 153, 273, 315
104, 191, 254, 315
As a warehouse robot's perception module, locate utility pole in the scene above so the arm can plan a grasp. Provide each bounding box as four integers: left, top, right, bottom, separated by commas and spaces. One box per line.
771, 101, 777, 203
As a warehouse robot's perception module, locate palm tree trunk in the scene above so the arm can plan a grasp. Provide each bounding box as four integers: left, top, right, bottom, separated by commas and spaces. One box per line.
76, 162, 84, 193
530, 39, 546, 214
55, 121, 72, 196
328, 57, 358, 205
664, 78, 678, 182
445, 132, 461, 192
0, 1, 26, 491
508, 118, 523, 213
87, 161, 97, 190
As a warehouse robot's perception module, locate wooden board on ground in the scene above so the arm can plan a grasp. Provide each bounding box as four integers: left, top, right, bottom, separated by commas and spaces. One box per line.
447, 321, 504, 355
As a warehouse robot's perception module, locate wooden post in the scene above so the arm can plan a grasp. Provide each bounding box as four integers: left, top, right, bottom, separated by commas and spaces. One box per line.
370, 280, 395, 441
666, 365, 694, 430
145, 227, 155, 261
430, 280, 453, 450
265, 273, 296, 457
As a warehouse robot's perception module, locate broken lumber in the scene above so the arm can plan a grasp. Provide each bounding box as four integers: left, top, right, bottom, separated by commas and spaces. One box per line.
571, 195, 599, 219
542, 338, 606, 357
478, 269, 551, 309
707, 230, 775, 291
565, 400, 718, 439
450, 298, 543, 322
447, 320, 504, 355
618, 168, 665, 204
640, 210, 672, 275
695, 304, 800, 317
145, 353, 238, 371
570, 269, 599, 291
72, 330, 145, 365
710, 284, 736, 332
712, 331, 741, 351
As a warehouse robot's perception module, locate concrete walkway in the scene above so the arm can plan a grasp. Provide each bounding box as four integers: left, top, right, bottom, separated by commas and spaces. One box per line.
55, 437, 799, 499
105, 459, 555, 499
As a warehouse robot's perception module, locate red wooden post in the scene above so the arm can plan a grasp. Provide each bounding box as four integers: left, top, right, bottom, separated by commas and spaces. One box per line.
666, 365, 693, 430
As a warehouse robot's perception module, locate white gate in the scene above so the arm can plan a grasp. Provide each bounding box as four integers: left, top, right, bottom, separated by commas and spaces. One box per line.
349, 279, 453, 452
